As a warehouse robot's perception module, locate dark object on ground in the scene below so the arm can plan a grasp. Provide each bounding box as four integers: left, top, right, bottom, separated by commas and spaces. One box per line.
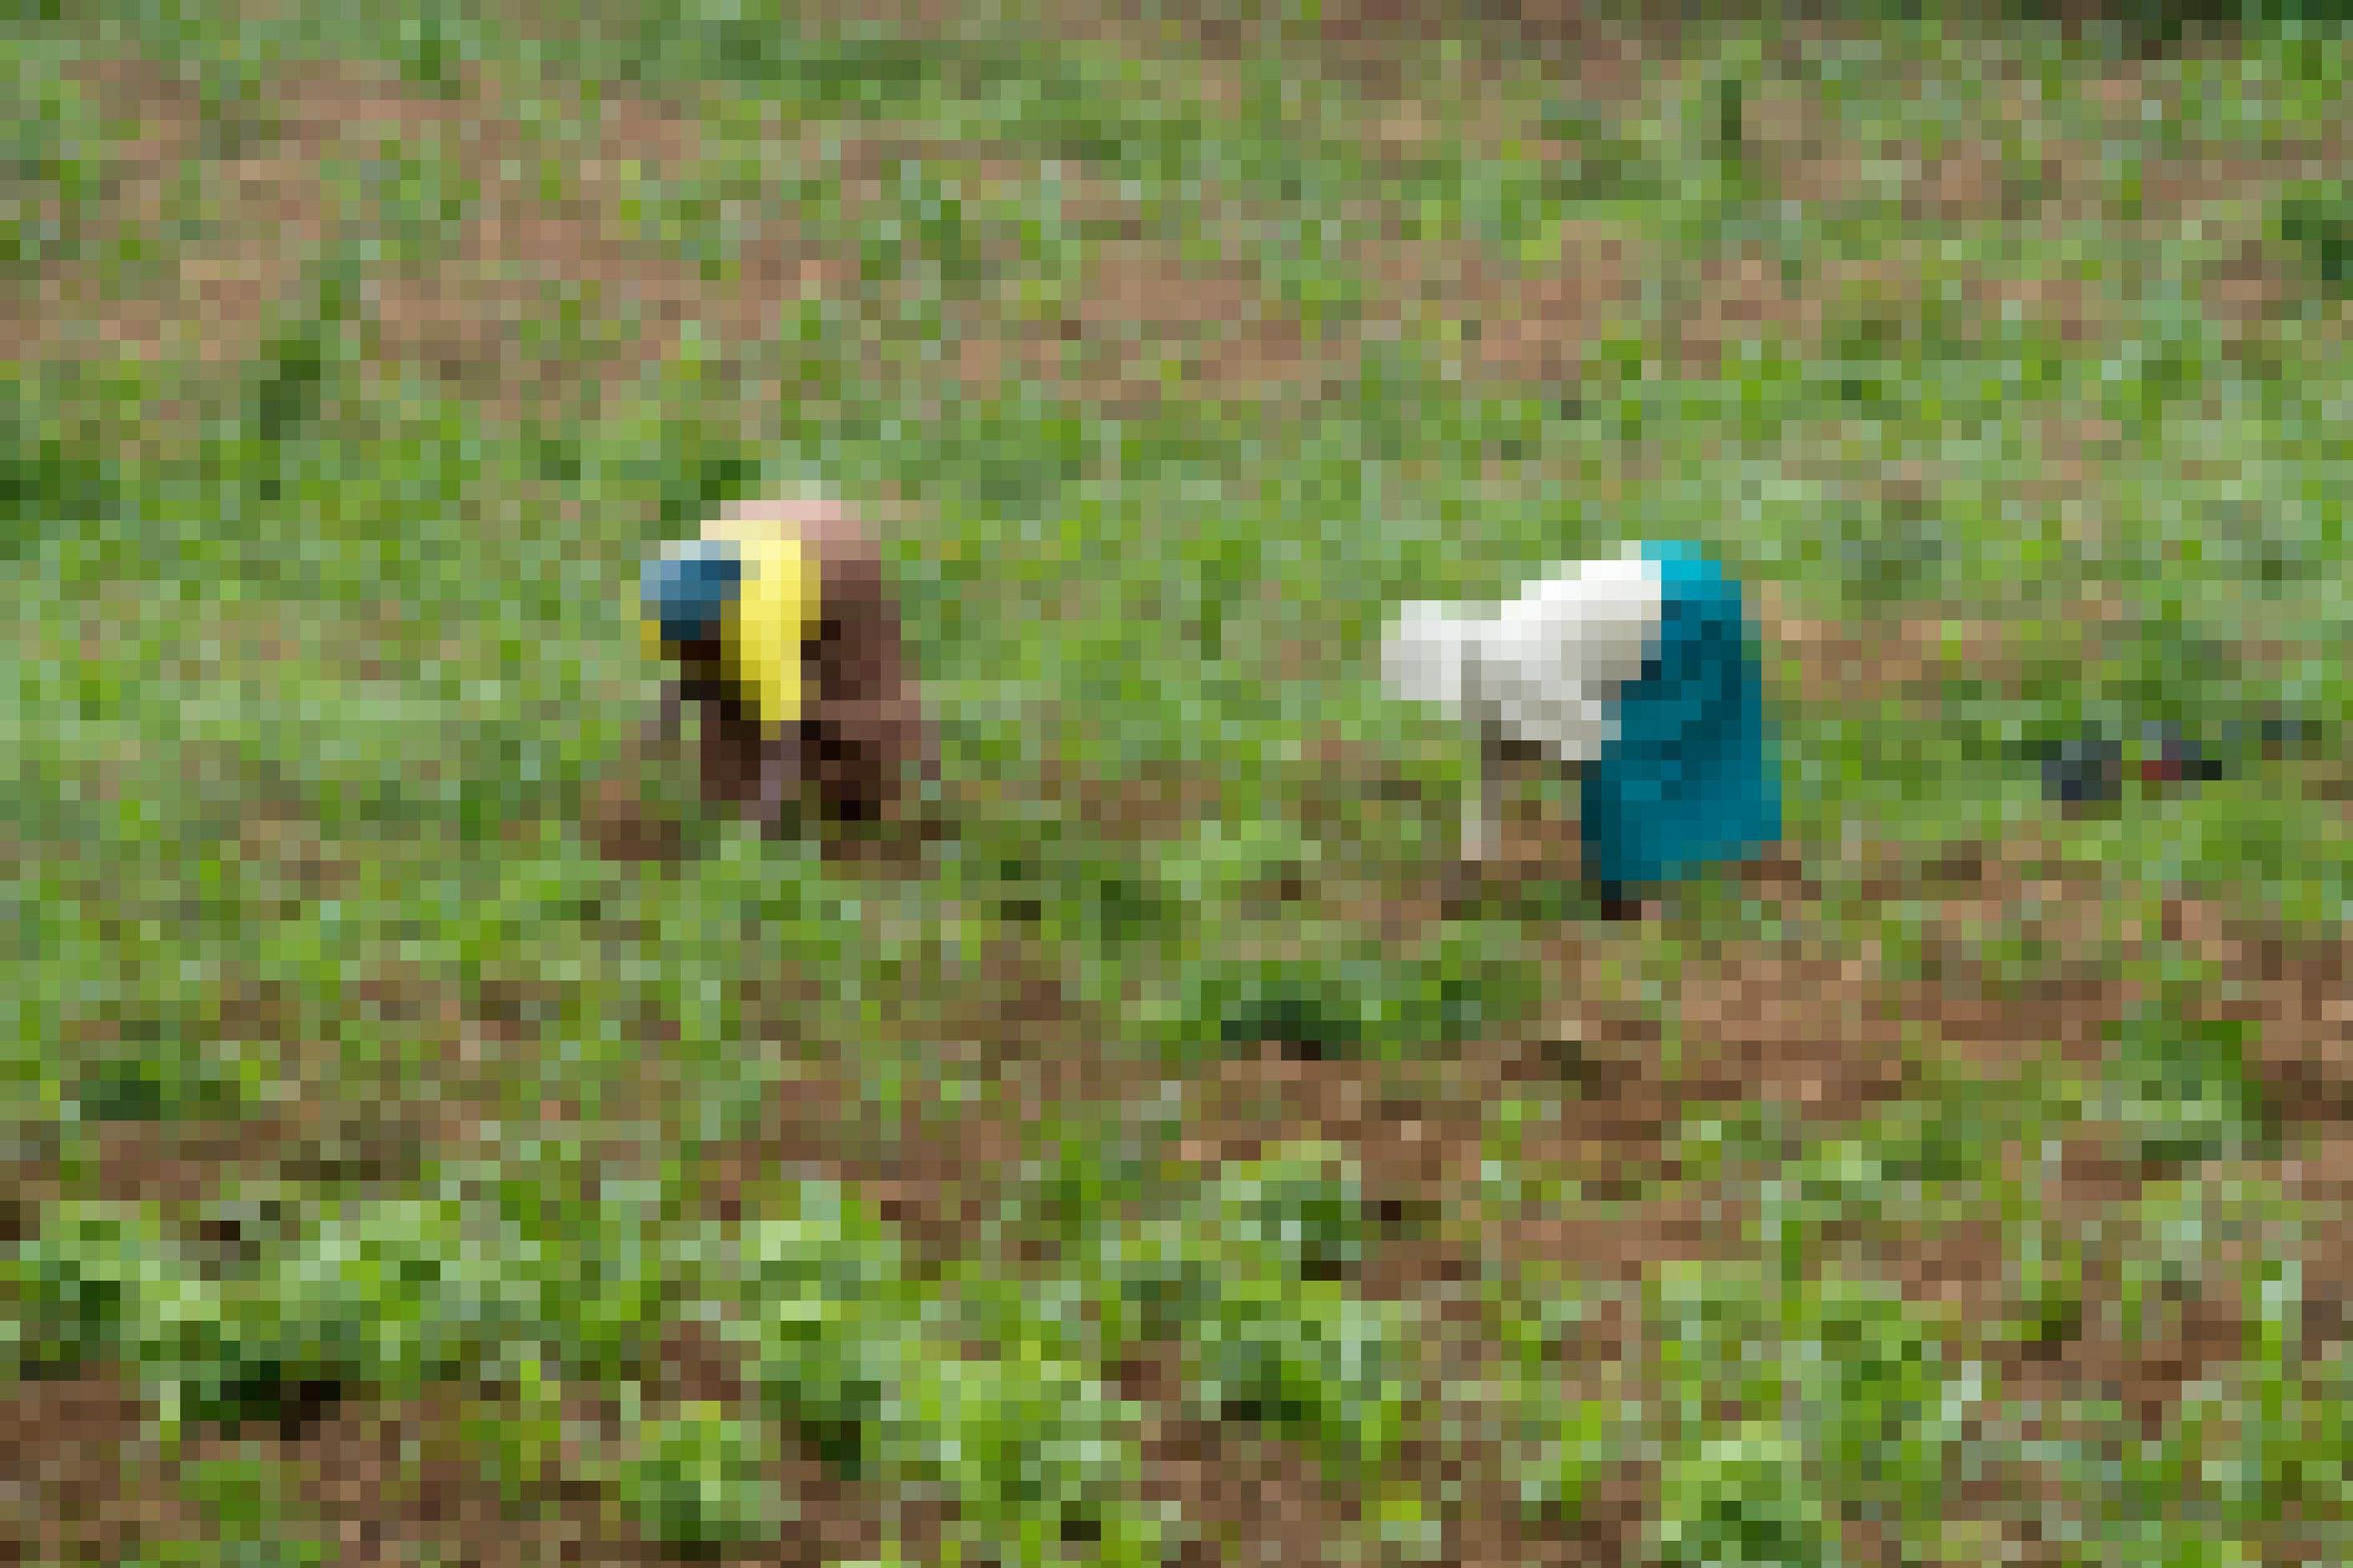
2041, 730, 2124, 806
2259, 716, 2318, 758
2138, 720, 2227, 788
207, 1368, 347, 1442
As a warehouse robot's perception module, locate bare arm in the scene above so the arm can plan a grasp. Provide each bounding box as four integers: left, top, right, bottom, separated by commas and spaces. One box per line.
753, 724, 805, 830
644, 680, 685, 752
1461, 648, 1502, 864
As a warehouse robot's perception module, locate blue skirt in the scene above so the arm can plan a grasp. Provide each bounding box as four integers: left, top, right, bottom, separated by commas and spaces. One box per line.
1578, 541, 1781, 888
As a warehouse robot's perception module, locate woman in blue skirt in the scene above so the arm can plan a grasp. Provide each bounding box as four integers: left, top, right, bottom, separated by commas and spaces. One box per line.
1383, 540, 1782, 920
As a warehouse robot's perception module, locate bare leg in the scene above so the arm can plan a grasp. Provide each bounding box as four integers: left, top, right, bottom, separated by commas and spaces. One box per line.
1443, 718, 1504, 912
1463, 717, 1507, 864
1460, 790, 1489, 865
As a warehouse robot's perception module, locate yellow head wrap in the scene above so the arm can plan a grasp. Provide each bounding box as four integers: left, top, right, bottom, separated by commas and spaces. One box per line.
701, 511, 817, 737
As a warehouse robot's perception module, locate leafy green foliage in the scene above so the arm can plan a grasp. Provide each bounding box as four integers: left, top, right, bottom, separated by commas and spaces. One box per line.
1195, 1141, 1375, 1285
183, 1196, 538, 1425
886, 1349, 1158, 1566
2040, 1259, 2343, 1551
1484, 1271, 1636, 1524
1655, 1419, 1837, 1568
2279, 183, 2353, 294
618, 1401, 787, 1550
726, 1196, 913, 1470
1184, 1276, 1415, 1477
0, 383, 117, 559
1154, 816, 1319, 912
2110, 1175, 2304, 1365
1163, 928, 1541, 1063
2, 1180, 1174, 1558
2094, 999, 2272, 1169
1648, 1260, 1986, 1566
170, 1448, 335, 1567
1080, 1145, 1420, 1481
393, 6, 480, 98
3, 1198, 179, 1377
244, 254, 367, 450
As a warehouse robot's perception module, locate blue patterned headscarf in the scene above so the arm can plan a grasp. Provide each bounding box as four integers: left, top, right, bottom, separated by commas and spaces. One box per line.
642, 538, 745, 646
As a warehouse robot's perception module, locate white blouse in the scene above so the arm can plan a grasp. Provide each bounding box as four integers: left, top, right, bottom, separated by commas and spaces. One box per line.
1383, 547, 1664, 764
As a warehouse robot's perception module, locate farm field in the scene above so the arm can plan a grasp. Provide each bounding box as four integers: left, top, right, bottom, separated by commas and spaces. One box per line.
6, 4, 2353, 1563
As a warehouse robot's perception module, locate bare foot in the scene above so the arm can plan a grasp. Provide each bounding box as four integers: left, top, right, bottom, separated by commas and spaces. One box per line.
1596, 886, 1651, 923
1441, 857, 1490, 917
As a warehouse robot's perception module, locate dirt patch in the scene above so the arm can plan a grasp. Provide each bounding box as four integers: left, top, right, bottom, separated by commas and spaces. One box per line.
1713, 247, 2117, 377
1757, 577, 2082, 709
1745, 61, 2039, 226
1448, 1454, 1652, 1568
275, 60, 841, 424
940, 165, 1367, 422
20, 58, 327, 374
1743, 41, 2148, 227
1841, 885, 2353, 1560
1133, 1004, 1688, 1557
2202, 230, 2353, 372
2271, 1124, 2353, 1349
0, 1369, 907, 1568
0, 1369, 168, 1563
2194, 912, 2353, 1141
1067, 762, 1231, 845
696, 921, 1166, 1266
287, 1384, 909, 1568
1488, 824, 2145, 1558
1142, 1425, 1362, 1568
25, 54, 857, 427
10, 973, 437, 1216
1953, 1143, 2294, 1562
1666, 948, 1913, 1115
1030, 0, 1680, 106
1362, 219, 1645, 389
583, 769, 689, 864
1062, 247, 1331, 417
1669, 246, 1818, 382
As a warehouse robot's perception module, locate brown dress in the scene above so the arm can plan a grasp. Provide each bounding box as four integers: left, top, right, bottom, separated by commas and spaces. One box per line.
684, 497, 935, 825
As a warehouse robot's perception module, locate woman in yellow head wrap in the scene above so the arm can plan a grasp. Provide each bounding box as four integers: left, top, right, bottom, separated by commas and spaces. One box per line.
640, 496, 932, 832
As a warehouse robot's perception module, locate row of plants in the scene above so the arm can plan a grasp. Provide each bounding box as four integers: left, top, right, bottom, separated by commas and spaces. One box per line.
5, 1143, 1435, 1562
